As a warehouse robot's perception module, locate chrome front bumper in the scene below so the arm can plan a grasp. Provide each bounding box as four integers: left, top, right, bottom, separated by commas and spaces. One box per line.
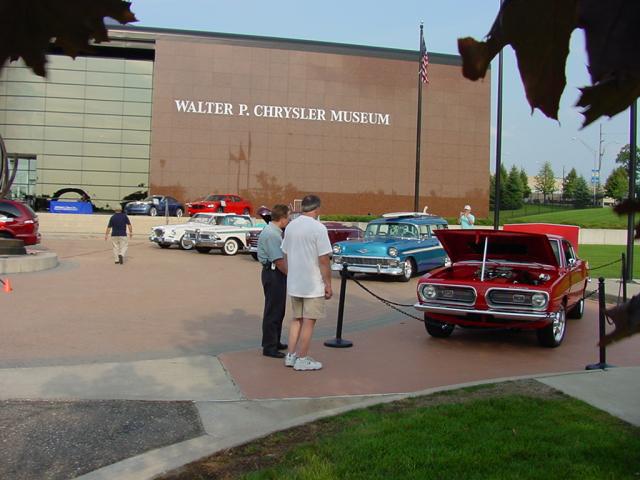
331, 262, 404, 276
413, 303, 554, 321
149, 234, 178, 245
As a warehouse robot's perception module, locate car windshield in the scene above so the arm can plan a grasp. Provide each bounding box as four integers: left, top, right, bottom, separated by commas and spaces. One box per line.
365, 222, 418, 239
223, 216, 252, 227
189, 214, 212, 224
143, 196, 162, 202
204, 195, 225, 201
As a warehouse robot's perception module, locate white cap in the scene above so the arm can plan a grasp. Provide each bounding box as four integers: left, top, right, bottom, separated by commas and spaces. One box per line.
464, 205, 471, 211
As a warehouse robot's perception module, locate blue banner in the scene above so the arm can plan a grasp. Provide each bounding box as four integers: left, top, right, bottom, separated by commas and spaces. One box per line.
49, 201, 94, 214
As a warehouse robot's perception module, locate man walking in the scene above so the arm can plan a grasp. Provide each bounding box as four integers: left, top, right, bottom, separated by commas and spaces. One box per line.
105, 205, 132, 264
281, 195, 333, 371
257, 204, 290, 358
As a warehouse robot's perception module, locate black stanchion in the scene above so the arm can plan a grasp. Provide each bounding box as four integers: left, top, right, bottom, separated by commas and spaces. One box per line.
621, 252, 627, 303
324, 263, 353, 348
586, 277, 615, 370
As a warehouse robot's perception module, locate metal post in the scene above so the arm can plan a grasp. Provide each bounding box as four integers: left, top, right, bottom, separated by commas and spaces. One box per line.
586, 277, 614, 370
413, 23, 425, 212
626, 100, 637, 281
165, 196, 169, 225
622, 252, 627, 303
325, 263, 353, 348
493, 43, 503, 230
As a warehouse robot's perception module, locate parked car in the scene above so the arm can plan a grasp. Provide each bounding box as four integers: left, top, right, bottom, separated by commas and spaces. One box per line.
182, 213, 264, 255
331, 212, 448, 282
149, 212, 221, 249
414, 229, 590, 348
0, 199, 41, 245
124, 195, 184, 217
186, 194, 253, 216
246, 208, 363, 260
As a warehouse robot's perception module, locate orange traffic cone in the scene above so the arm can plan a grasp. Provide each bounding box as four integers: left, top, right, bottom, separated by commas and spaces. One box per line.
2, 278, 12, 293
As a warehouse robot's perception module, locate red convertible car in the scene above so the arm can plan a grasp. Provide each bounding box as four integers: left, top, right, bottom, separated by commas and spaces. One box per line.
414, 229, 589, 347
186, 194, 253, 216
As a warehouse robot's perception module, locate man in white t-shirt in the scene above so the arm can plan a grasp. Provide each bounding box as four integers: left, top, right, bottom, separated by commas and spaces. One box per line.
281, 194, 333, 371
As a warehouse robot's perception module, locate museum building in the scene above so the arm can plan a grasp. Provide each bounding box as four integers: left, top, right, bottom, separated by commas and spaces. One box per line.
0, 25, 490, 217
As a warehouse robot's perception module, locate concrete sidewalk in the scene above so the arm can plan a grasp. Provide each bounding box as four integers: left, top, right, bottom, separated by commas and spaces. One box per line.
1, 353, 638, 480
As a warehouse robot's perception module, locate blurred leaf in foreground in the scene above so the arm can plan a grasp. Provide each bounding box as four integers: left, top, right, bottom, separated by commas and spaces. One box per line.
0, 0, 137, 77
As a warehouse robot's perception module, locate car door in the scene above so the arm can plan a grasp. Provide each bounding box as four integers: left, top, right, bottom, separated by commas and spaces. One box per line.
562, 240, 585, 305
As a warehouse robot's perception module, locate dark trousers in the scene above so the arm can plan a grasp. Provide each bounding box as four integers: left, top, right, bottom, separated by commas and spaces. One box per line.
261, 267, 287, 352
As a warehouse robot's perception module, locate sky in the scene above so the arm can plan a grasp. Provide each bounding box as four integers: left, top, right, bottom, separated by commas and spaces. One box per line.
130, 0, 635, 183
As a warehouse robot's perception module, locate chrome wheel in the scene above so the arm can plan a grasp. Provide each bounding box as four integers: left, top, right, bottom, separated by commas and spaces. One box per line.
179, 235, 194, 250
537, 305, 566, 348
399, 259, 414, 282
222, 238, 239, 256
149, 207, 157, 216
551, 307, 566, 342
175, 208, 183, 217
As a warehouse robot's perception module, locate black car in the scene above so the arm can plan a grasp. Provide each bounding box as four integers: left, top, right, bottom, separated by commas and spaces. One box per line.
124, 195, 184, 217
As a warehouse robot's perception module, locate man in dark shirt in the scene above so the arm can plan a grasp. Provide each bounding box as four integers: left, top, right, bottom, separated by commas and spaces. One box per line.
105, 205, 132, 264
257, 204, 290, 358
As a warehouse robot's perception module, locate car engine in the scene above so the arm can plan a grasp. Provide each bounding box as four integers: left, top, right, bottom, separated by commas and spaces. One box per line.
475, 266, 551, 285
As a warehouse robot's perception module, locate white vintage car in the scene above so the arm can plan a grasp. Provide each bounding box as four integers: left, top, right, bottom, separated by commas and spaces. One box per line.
182, 213, 265, 255
150, 213, 225, 250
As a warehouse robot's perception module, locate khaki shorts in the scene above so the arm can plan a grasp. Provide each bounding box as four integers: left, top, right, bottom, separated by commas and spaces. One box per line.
290, 296, 326, 320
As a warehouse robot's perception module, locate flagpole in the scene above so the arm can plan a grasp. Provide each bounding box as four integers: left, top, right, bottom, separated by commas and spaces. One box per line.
413, 22, 424, 212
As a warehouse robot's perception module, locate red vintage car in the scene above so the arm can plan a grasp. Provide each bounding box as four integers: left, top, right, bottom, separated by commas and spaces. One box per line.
0, 199, 41, 245
186, 194, 253, 216
414, 229, 589, 348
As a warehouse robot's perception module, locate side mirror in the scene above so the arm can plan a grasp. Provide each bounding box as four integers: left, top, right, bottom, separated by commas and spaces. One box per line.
568, 258, 576, 267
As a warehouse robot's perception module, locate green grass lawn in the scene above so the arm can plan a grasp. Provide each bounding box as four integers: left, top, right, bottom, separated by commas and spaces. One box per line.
579, 244, 639, 279
494, 207, 628, 229
239, 393, 640, 480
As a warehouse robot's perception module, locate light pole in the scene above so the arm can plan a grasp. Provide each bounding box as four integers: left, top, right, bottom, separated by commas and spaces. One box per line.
572, 136, 598, 205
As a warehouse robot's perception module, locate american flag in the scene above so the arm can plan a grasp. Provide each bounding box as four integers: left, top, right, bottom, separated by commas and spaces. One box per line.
419, 35, 429, 84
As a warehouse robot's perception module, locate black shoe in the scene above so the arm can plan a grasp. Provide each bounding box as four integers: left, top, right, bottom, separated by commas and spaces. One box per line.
118, 255, 123, 264
263, 350, 285, 358
277, 343, 288, 350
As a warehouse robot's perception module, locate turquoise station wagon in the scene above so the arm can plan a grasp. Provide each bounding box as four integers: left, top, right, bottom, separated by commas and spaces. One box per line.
331, 212, 449, 281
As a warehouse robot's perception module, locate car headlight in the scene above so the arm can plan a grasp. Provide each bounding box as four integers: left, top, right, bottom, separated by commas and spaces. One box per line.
332, 244, 342, 254
388, 247, 398, 257
207, 204, 215, 208
420, 284, 437, 301
531, 292, 548, 308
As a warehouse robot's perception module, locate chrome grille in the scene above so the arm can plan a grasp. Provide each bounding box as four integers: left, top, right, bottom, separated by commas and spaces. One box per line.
190, 205, 204, 210
341, 256, 394, 267
433, 285, 476, 304
154, 228, 164, 237
488, 289, 534, 307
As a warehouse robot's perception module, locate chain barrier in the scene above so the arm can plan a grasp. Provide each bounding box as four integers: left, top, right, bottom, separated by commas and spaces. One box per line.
350, 277, 425, 322
589, 258, 621, 272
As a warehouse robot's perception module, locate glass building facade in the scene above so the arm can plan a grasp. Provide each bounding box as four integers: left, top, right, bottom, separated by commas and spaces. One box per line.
0, 54, 153, 208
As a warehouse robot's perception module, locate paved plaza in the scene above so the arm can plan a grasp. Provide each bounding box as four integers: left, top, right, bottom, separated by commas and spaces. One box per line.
1, 237, 639, 479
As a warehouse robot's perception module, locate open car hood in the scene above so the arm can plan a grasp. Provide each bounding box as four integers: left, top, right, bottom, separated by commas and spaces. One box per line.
434, 230, 559, 267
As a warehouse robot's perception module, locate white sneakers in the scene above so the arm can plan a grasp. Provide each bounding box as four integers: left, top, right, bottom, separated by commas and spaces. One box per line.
284, 353, 323, 371
284, 352, 297, 367
292, 356, 322, 371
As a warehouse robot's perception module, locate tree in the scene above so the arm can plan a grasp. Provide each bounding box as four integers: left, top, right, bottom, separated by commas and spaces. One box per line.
614, 144, 640, 170
605, 166, 629, 201
519, 167, 531, 200
489, 164, 508, 210
534, 162, 556, 203
573, 175, 593, 208
563, 168, 579, 201
503, 165, 524, 210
